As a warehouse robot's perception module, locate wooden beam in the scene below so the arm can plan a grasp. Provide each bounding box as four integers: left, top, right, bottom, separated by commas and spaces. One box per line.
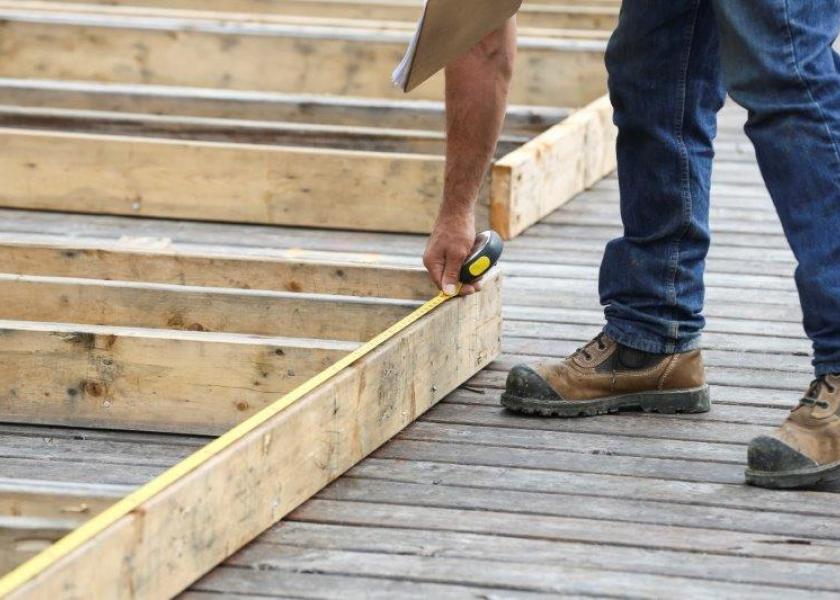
2, 271, 501, 598
0, 127, 451, 234
0, 78, 570, 136
0, 104, 527, 157
491, 94, 616, 239
0, 319, 357, 434
0, 98, 616, 238
0, 240, 439, 300
0, 480, 123, 522
14, 0, 620, 30
0, 9, 607, 106
0, 517, 78, 578
0, 274, 418, 341
0, 2, 612, 39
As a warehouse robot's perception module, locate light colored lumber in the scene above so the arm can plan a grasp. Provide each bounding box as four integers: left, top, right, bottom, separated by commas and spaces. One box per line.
17, 0, 619, 30
0, 9, 607, 107
0, 127, 449, 234
0, 100, 616, 238
0, 273, 418, 341
0, 78, 570, 136
0, 240, 439, 300
491, 94, 616, 239
0, 480, 123, 522
0, 517, 78, 578
0, 319, 357, 433
0, 2, 613, 39
2, 272, 502, 599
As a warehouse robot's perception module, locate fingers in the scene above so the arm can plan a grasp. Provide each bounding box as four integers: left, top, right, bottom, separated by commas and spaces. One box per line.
458, 278, 483, 296
422, 248, 445, 290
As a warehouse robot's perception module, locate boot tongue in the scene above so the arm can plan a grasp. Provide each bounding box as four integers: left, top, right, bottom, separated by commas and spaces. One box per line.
617, 346, 665, 370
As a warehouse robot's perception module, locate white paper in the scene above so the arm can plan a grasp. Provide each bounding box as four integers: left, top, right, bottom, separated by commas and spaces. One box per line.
391, 1, 428, 90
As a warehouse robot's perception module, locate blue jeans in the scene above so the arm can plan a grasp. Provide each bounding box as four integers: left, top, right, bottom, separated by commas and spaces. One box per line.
599, 0, 840, 375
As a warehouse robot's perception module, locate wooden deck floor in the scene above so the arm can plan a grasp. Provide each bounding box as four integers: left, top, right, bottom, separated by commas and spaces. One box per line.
4, 102, 840, 597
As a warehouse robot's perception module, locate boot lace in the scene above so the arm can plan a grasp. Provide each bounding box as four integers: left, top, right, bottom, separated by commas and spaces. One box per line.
799, 375, 836, 410
573, 332, 607, 362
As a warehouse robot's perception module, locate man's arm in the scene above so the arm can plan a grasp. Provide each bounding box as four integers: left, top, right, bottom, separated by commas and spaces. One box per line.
423, 18, 516, 296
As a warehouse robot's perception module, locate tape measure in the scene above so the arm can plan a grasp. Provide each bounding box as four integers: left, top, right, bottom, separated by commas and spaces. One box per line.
0, 231, 503, 597
459, 230, 504, 285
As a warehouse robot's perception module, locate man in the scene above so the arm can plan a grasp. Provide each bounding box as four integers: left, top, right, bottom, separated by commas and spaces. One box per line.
423, 2, 840, 489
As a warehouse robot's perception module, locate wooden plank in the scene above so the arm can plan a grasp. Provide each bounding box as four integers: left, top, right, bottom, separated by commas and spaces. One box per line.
0, 319, 356, 433
0, 79, 570, 136
0, 102, 614, 240
0, 240, 439, 300
0, 10, 608, 107
0, 2, 613, 40
0, 273, 418, 341
492, 94, 616, 239
0, 128, 451, 234
0, 480, 123, 522
0, 517, 78, 578
229, 522, 840, 593
0, 115, 613, 238
218, 535, 839, 598
0, 104, 528, 157
2, 272, 501, 599
23, 0, 620, 30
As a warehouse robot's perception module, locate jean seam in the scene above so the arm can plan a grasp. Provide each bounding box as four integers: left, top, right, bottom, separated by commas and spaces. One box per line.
782, 0, 840, 194
666, 0, 702, 355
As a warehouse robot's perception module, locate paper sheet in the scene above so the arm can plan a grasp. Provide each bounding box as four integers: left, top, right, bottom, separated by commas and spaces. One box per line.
390, 0, 523, 94
391, 1, 428, 90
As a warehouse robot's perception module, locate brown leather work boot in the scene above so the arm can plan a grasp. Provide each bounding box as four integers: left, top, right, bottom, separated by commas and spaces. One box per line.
500, 332, 710, 417
746, 375, 840, 489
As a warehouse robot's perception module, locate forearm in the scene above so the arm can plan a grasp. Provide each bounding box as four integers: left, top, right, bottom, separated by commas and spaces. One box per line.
441, 18, 517, 222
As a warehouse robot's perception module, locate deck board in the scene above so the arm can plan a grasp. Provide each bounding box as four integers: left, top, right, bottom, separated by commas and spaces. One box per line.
2, 102, 838, 595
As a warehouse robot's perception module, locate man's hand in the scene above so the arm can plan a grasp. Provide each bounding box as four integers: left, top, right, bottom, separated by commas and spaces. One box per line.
423, 18, 515, 295
423, 212, 480, 296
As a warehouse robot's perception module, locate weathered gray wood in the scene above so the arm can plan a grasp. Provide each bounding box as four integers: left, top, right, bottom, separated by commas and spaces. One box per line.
220, 542, 836, 599
191, 567, 551, 600
343, 459, 840, 517
0, 78, 569, 136
248, 522, 840, 592
0, 104, 526, 157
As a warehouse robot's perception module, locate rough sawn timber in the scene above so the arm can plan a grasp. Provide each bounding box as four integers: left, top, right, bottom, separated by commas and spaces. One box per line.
0, 8, 607, 107
492, 94, 616, 239
6, 0, 620, 31
2, 271, 501, 599
0, 94, 614, 238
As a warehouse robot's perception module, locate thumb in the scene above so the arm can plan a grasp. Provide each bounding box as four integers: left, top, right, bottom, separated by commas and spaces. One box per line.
441, 251, 464, 296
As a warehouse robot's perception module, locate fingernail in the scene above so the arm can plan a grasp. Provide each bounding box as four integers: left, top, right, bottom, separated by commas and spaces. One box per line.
443, 284, 457, 296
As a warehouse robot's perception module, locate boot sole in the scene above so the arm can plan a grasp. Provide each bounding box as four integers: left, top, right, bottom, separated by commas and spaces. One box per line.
500, 385, 711, 418
745, 460, 840, 490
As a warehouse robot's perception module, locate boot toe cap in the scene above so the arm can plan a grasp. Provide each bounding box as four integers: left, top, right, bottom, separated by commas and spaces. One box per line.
747, 435, 817, 473
505, 365, 563, 401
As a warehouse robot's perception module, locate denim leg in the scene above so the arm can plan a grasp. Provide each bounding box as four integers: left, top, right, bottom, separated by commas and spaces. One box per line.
712, 1, 840, 375
600, 0, 726, 354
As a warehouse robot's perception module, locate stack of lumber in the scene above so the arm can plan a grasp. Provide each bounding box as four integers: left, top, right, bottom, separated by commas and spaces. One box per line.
0, 1, 615, 594
0, 0, 617, 239
0, 238, 502, 595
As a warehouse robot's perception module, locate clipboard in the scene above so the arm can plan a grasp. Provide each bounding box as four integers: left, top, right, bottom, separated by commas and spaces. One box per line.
392, 0, 522, 92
